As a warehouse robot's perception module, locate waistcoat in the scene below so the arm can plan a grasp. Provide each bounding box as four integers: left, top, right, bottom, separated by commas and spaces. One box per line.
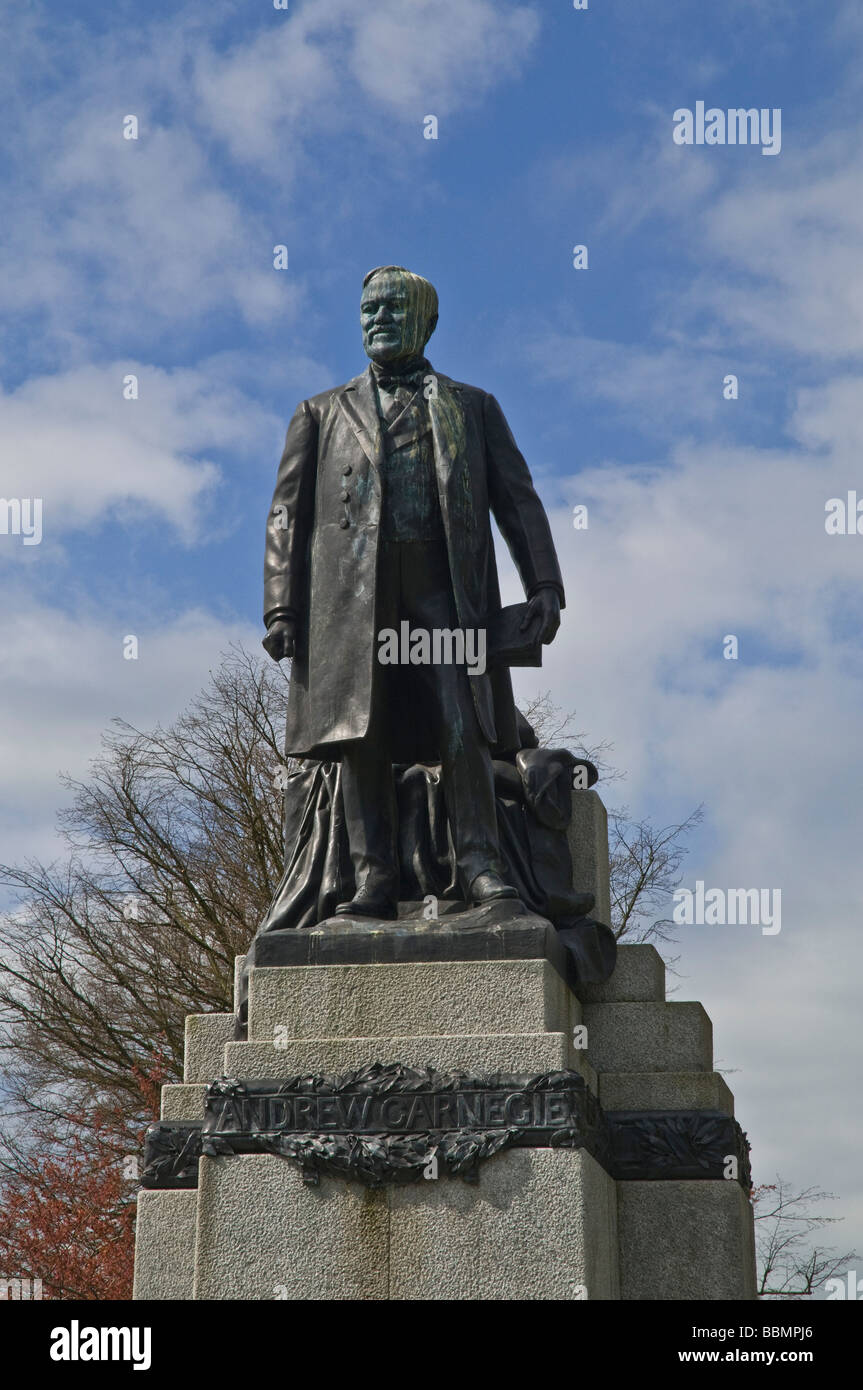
379, 393, 443, 541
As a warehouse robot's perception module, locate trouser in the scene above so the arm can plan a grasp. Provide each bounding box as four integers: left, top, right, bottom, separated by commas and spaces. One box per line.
340, 537, 505, 900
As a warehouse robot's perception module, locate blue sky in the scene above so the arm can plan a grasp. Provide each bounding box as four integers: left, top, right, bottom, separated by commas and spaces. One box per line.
2, 0, 863, 1286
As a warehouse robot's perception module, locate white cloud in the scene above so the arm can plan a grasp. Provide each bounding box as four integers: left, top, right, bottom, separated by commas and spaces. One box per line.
345, 0, 538, 115
528, 90, 863, 364
0, 0, 540, 348
528, 121, 719, 244
693, 143, 863, 358
523, 327, 754, 435
193, 0, 538, 162
0, 112, 290, 341
0, 360, 282, 544
0, 603, 258, 872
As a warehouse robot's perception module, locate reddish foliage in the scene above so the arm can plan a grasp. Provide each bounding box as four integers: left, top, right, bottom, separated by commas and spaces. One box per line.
0, 1057, 165, 1300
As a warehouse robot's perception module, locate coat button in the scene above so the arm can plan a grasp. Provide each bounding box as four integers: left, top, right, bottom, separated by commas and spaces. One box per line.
342, 465, 352, 476
339, 518, 350, 529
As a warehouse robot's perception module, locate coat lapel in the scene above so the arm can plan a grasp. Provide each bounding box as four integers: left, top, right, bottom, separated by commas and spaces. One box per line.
427, 371, 466, 490
428, 371, 474, 547
337, 365, 467, 494
337, 369, 383, 470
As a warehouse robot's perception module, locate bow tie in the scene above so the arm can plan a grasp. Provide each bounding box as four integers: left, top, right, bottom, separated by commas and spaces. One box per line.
373, 362, 428, 392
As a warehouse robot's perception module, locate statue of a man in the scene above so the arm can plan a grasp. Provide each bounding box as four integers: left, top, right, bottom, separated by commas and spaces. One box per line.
262, 265, 565, 919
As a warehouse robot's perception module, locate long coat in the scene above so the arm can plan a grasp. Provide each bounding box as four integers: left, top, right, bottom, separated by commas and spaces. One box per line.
264, 365, 565, 762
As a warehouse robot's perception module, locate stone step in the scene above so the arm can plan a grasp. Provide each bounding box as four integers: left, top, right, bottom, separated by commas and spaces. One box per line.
578, 944, 666, 1004
162, 1084, 208, 1122
223, 1033, 597, 1091
184, 1013, 236, 1084
583, 1001, 713, 1074
598, 1071, 733, 1115
246, 959, 577, 1043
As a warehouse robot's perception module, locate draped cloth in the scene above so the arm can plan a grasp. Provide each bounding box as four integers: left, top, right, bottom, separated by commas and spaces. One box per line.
255, 745, 593, 937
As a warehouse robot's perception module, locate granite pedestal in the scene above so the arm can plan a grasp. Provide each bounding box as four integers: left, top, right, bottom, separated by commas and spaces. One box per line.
133, 793, 756, 1302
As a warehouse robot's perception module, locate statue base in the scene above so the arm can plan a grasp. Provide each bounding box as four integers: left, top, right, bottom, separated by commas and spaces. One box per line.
133, 918, 756, 1300
235, 900, 617, 1027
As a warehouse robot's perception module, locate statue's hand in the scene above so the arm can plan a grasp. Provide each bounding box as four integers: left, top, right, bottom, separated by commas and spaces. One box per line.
262, 619, 296, 662
521, 589, 561, 645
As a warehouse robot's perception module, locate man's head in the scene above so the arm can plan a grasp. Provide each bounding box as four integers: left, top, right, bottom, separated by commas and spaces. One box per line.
361, 266, 439, 365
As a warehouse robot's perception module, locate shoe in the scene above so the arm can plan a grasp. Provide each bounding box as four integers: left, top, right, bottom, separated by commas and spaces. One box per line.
468, 871, 520, 906
335, 886, 398, 920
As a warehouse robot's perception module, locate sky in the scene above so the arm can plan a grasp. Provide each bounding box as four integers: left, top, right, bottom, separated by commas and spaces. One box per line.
2, 0, 862, 1290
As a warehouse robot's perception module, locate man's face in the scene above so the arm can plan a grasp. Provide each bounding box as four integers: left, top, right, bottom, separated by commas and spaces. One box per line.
361, 272, 431, 364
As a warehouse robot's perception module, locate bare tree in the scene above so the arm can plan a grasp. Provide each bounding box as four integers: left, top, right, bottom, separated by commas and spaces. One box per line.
608, 805, 704, 944
0, 646, 286, 1137
753, 1177, 858, 1299
519, 689, 619, 779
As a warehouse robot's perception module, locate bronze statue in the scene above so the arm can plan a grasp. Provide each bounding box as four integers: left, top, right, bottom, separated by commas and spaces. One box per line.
262, 266, 564, 919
